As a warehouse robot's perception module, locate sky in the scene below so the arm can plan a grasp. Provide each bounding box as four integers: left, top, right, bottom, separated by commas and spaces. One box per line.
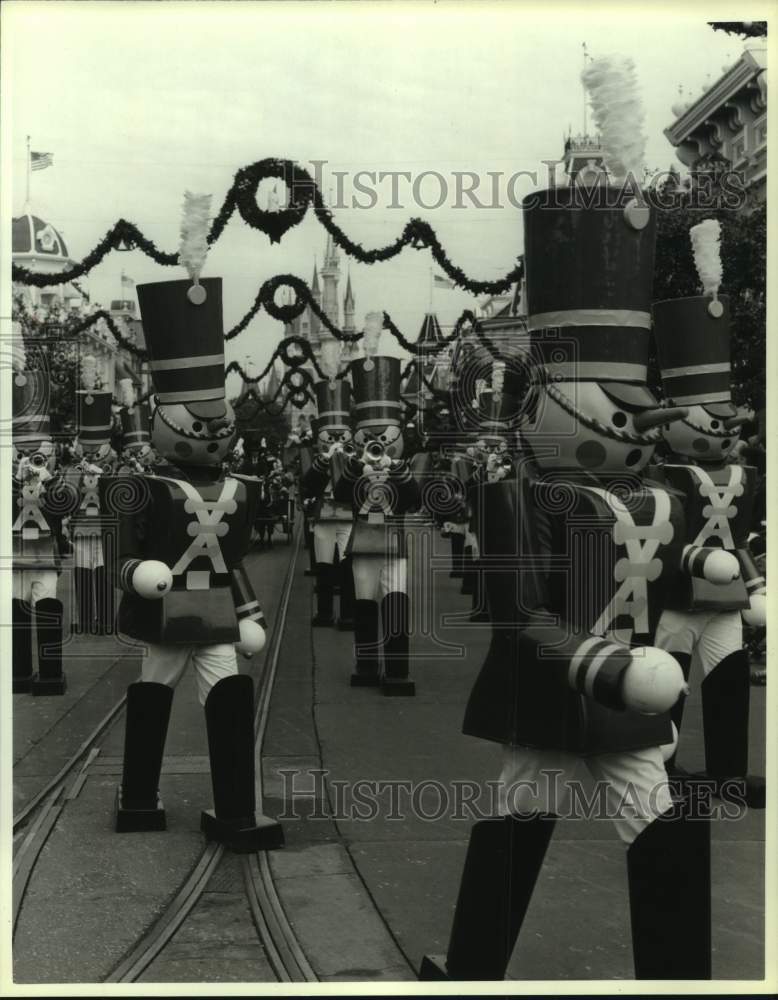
3, 0, 756, 396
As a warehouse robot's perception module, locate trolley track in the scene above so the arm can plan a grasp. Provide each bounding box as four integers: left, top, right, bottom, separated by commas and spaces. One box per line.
13, 524, 318, 984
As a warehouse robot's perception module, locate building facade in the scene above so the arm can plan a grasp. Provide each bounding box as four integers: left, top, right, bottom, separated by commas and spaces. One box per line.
284, 234, 358, 429
12, 208, 148, 414
664, 42, 767, 202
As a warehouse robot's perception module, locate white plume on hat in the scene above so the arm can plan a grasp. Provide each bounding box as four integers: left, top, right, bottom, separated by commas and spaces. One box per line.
178, 191, 213, 283
690, 219, 723, 297
81, 354, 98, 390
320, 337, 342, 379
363, 311, 383, 357
119, 377, 136, 408
581, 55, 647, 180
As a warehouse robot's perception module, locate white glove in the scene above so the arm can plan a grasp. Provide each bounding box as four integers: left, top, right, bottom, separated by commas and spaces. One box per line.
742, 593, 766, 628
131, 560, 173, 599
621, 646, 688, 715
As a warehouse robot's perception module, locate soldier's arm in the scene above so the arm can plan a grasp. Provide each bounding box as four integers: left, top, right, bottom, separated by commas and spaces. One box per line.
99, 475, 171, 598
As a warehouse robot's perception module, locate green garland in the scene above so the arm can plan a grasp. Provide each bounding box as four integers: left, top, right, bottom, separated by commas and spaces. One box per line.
12, 158, 524, 296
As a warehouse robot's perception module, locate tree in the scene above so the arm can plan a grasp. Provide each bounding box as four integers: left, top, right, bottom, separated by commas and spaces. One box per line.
709, 22, 767, 38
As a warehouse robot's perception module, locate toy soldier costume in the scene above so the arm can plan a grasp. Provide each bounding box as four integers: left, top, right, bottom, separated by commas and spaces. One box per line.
300, 377, 356, 628
102, 263, 281, 852
12, 338, 75, 695
70, 361, 116, 635
332, 316, 421, 695
422, 171, 711, 981
652, 220, 765, 808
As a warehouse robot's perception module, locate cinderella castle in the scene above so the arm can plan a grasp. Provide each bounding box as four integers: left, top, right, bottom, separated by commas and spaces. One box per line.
282, 232, 359, 430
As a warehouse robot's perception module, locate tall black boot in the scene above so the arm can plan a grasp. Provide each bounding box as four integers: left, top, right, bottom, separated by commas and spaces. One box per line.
200, 674, 284, 852
116, 682, 174, 832
312, 562, 336, 626
304, 528, 316, 576
627, 809, 711, 979
12, 598, 34, 694
701, 649, 765, 808
420, 813, 556, 980
337, 555, 355, 630
468, 564, 490, 623
73, 567, 92, 634
449, 532, 465, 579
351, 599, 381, 687
31, 598, 67, 696
460, 545, 475, 596
664, 652, 691, 776
93, 565, 116, 635
380, 591, 415, 697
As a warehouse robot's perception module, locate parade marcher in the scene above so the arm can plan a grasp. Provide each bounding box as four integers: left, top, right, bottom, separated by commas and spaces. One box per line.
101, 196, 281, 851
116, 377, 157, 473
300, 369, 356, 628
11, 331, 75, 694
332, 312, 421, 694
69, 355, 117, 635
652, 219, 766, 808
422, 60, 714, 980
461, 380, 520, 622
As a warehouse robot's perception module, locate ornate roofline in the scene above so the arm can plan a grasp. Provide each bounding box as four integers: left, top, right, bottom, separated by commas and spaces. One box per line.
664, 48, 767, 145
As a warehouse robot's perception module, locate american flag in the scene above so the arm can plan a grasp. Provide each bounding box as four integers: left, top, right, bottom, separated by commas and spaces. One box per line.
433, 273, 455, 289
31, 151, 53, 171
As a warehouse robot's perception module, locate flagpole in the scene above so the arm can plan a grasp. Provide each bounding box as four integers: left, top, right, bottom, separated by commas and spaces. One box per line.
25, 135, 31, 207
428, 266, 433, 313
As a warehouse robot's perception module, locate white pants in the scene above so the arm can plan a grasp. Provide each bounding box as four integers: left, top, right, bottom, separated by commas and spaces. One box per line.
655, 608, 742, 677
498, 744, 674, 845
353, 556, 407, 601
73, 534, 104, 570
12, 568, 58, 604
313, 521, 353, 565
140, 642, 238, 706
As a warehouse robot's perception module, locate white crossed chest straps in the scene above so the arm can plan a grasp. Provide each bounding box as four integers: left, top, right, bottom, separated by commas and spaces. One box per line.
580, 485, 673, 639
154, 475, 239, 577
687, 464, 743, 550
13, 485, 49, 537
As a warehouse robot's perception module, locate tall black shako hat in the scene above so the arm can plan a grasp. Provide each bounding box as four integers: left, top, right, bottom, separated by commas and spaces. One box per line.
77, 390, 113, 450
652, 296, 732, 407
136, 277, 225, 414
522, 185, 656, 389
652, 220, 733, 409
313, 378, 352, 434
351, 356, 403, 433
120, 401, 152, 451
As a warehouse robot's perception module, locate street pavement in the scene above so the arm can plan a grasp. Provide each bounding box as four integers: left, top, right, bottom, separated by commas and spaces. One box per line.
11, 523, 767, 984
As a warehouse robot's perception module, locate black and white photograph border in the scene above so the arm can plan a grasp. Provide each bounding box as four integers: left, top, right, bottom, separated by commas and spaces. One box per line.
0, 0, 775, 995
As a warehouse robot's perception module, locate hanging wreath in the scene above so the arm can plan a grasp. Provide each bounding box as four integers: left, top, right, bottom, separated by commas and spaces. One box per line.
13, 156, 524, 295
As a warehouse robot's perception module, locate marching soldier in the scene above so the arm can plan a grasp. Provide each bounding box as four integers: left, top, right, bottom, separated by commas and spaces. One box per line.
12, 334, 75, 694
652, 219, 765, 808
116, 377, 157, 473
423, 167, 711, 981
333, 313, 421, 695
301, 377, 356, 628
101, 257, 281, 852
69, 356, 117, 635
